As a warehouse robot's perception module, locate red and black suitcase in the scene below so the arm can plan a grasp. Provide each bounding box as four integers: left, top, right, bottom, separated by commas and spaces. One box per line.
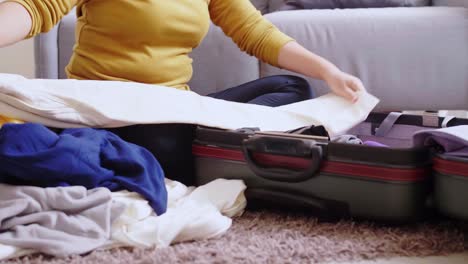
192, 112, 468, 222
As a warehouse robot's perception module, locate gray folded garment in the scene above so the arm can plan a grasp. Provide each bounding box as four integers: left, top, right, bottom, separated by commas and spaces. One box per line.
331, 134, 363, 145
0, 184, 125, 257
279, 0, 430, 11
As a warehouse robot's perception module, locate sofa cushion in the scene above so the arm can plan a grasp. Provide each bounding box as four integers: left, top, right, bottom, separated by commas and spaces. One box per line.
250, 0, 269, 14
279, 0, 431, 10
251, 0, 285, 14
433, 0, 468, 7
269, 0, 286, 12
188, 24, 260, 95
261, 7, 468, 111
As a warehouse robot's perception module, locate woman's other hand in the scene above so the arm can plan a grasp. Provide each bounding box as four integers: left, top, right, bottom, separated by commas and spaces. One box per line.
278, 41, 366, 102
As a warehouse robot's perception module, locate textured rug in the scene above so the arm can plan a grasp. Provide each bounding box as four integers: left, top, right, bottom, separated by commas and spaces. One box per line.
2, 210, 466, 264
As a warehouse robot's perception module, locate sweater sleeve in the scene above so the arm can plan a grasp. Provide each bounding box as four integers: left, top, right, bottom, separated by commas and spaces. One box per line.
5, 0, 77, 38
209, 0, 294, 67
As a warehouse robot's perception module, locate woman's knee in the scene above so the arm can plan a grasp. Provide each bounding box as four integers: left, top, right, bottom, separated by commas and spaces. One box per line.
278, 75, 314, 100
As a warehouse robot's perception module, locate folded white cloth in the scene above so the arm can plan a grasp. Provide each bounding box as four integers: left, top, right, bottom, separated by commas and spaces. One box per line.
0, 74, 379, 136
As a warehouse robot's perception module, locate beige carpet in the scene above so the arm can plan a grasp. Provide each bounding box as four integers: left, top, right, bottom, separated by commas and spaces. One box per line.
2, 210, 466, 264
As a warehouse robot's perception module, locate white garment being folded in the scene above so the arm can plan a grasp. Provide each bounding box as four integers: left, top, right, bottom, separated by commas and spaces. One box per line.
0, 179, 247, 260
0, 74, 379, 136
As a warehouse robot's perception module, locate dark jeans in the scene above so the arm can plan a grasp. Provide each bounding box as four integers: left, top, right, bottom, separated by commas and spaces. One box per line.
109, 75, 313, 185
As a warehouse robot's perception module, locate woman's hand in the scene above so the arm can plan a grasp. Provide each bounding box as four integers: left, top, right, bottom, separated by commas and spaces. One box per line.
323, 69, 365, 103
277, 41, 366, 102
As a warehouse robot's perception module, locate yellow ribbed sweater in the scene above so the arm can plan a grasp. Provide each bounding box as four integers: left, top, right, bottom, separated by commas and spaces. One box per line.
8, 0, 293, 90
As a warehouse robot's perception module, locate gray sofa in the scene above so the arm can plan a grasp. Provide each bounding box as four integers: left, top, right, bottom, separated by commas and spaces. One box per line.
35, 0, 467, 111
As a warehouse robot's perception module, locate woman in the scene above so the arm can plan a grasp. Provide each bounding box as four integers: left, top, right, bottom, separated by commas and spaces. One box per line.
0, 0, 365, 184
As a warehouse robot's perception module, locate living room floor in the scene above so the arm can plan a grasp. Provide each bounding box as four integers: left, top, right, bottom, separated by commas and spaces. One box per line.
329, 252, 468, 264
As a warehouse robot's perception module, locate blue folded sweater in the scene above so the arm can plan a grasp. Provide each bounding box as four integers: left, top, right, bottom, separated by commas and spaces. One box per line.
0, 123, 167, 215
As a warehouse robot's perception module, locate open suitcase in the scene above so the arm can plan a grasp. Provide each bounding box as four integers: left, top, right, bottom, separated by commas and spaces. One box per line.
192, 112, 468, 222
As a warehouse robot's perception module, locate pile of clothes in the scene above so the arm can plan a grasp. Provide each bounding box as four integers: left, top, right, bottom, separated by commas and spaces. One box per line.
0, 121, 247, 260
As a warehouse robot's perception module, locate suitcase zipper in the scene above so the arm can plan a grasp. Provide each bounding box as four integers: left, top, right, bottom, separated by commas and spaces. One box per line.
433, 157, 468, 177
192, 145, 428, 182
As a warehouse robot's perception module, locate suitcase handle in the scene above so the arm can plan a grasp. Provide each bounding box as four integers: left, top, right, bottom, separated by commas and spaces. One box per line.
242, 135, 323, 182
